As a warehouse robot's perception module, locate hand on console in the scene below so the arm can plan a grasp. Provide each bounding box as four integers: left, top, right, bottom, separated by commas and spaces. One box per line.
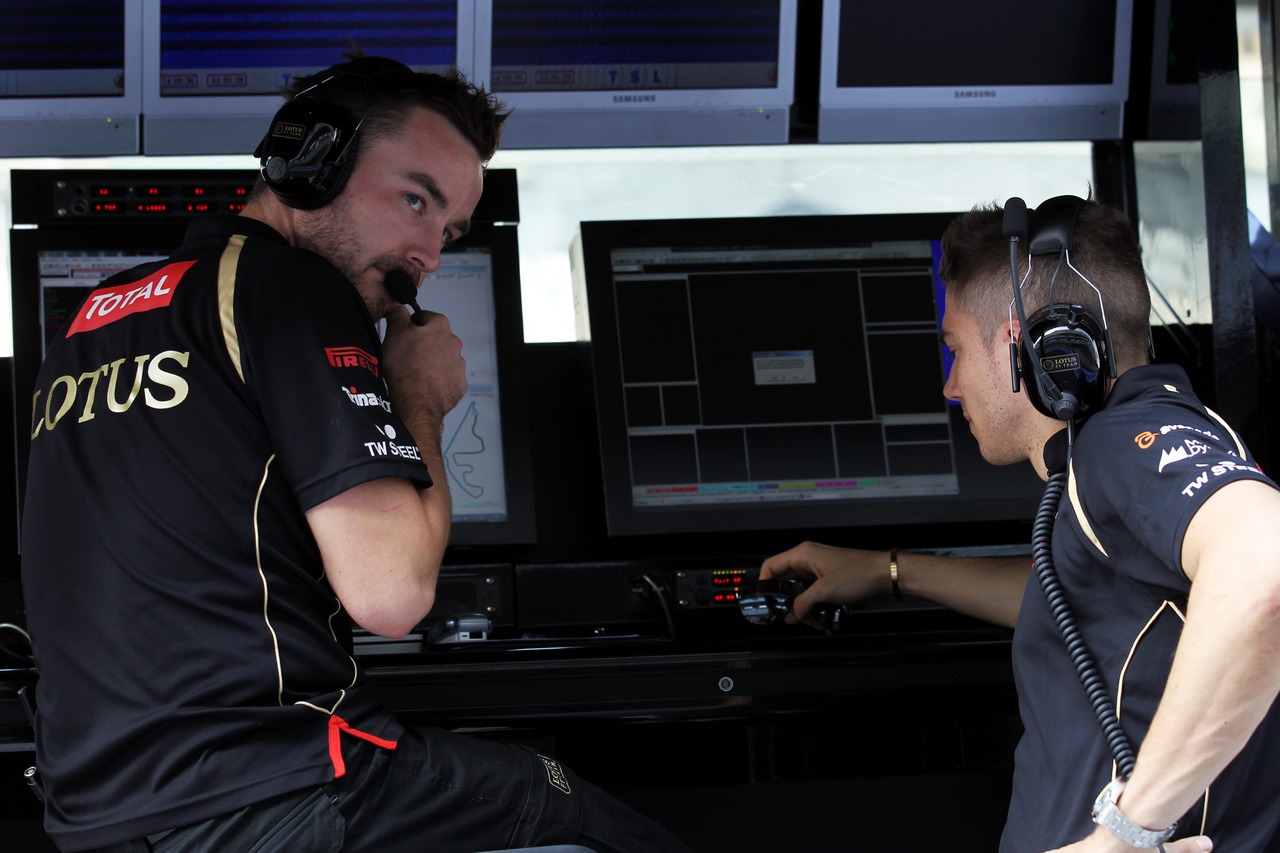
757, 542, 894, 628
739, 577, 846, 632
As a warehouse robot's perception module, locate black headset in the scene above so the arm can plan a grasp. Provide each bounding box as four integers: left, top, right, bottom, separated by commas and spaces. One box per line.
1003, 195, 1117, 421
253, 58, 415, 210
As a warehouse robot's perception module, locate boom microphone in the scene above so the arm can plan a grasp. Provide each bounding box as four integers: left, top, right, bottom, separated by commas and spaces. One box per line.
384, 269, 426, 326
1004, 197, 1078, 418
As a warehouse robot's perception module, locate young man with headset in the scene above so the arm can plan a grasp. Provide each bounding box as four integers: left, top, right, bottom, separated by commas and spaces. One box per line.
19, 54, 695, 853
761, 195, 1280, 852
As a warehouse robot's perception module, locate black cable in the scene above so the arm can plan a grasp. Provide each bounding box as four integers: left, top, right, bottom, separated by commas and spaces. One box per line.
641, 574, 678, 641
1031, 469, 1137, 780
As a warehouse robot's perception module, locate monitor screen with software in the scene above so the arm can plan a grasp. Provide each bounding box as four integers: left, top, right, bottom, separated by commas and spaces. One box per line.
817, 0, 1133, 143
473, 0, 797, 148
141, 0, 473, 154
571, 213, 1045, 539
0, 0, 141, 155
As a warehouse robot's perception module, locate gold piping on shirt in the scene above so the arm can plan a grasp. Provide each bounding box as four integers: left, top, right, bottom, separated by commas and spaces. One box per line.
217, 233, 246, 383
217, 233, 360, 716
1067, 459, 1109, 557
1113, 598, 1210, 835
252, 454, 286, 704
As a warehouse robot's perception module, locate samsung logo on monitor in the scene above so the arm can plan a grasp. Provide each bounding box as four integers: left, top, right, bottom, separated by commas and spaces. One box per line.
612, 94, 659, 104
953, 90, 998, 99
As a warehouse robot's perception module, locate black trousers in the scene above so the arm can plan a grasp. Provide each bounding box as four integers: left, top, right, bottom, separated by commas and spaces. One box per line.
90, 726, 695, 853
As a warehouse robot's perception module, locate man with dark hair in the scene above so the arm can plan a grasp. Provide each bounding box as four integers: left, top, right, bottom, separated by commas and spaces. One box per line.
762, 196, 1280, 852
21, 55, 694, 853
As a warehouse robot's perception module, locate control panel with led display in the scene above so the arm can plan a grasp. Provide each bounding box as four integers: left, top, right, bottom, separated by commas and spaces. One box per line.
673, 566, 760, 610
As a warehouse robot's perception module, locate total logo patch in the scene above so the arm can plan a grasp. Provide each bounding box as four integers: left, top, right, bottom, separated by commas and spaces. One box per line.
67, 260, 195, 336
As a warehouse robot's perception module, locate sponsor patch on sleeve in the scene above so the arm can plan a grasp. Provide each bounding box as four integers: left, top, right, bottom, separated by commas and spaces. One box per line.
66, 260, 195, 336
324, 345, 380, 376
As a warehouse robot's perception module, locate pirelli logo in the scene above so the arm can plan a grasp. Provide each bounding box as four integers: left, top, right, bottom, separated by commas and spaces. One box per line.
271, 121, 307, 141
325, 346, 379, 376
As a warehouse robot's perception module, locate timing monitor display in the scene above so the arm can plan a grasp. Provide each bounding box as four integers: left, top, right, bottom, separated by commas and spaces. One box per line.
0, 1, 126, 97
35, 248, 168, 354
419, 250, 511, 525
485, 0, 782, 93
572, 214, 1045, 537
817, 0, 1133, 143
473, 0, 797, 147
154, 0, 464, 96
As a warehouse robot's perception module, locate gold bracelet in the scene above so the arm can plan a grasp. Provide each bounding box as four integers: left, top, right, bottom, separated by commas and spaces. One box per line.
890, 549, 902, 600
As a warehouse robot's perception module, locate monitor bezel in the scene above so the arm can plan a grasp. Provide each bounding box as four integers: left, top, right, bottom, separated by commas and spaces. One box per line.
572, 213, 1047, 539
139, 0, 476, 155
471, 0, 798, 148
816, 0, 1135, 143
0, 0, 142, 155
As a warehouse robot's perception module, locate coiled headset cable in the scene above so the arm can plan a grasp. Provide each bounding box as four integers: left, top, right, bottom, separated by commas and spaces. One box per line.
1031, 426, 1137, 780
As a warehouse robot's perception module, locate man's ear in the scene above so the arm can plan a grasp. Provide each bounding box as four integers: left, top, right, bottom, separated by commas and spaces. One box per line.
1003, 316, 1022, 346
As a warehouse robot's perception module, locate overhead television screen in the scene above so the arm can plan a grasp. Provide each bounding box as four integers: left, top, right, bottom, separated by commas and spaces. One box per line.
142, 0, 473, 153
474, 0, 797, 147
0, 0, 141, 155
818, 0, 1133, 143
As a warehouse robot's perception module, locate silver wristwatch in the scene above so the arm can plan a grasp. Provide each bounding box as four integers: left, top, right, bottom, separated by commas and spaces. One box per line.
1092, 779, 1178, 847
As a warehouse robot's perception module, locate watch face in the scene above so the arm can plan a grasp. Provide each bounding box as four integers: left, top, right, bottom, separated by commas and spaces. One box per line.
1092, 780, 1119, 817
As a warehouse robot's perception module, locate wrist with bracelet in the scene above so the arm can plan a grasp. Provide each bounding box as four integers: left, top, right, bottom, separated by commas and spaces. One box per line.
1092, 778, 1178, 849
889, 549, 902, 600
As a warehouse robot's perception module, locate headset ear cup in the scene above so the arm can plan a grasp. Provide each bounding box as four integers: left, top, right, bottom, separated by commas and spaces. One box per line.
256, 98, 359, 210
1020, 305, 1108, 419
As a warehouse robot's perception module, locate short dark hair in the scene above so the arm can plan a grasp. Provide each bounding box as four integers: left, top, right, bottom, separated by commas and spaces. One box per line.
282, 52, 508, 164
939, 193, 1152, 366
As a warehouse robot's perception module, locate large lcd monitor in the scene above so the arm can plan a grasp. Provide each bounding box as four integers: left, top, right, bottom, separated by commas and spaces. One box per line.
473, 0, 797, 148
9, 168, 534, 554
141, 0, 474, 154
817, 0, 1133, 143
0, 0, 141, 155
571, 213, 1046, 539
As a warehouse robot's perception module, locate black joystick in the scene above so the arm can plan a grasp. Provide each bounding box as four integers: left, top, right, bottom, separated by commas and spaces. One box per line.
384, 269, 426, 326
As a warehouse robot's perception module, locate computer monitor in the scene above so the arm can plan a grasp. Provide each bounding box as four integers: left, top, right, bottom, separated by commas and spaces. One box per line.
9, 168, 534, 553
473, 0, 797, 148
0, 0, 141, 155
817, 0, 1133, 143
141, 0, 474, 154
571, 213, 1045, 539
